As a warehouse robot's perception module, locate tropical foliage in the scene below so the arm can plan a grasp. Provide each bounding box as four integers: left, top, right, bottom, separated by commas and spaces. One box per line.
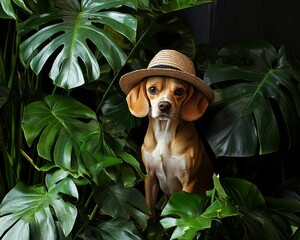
204, 40, 300, 157
0, 0, 300, 239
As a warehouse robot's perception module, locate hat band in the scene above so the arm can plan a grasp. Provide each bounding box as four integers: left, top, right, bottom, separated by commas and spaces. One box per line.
149, 64, 181, 71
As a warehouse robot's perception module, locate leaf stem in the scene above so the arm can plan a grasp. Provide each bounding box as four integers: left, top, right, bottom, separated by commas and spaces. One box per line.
84, 191, 94, 210
20, 149, 41, 171
89, 204, 99, 221
210, 186, 216, 205
96, 20, 154, 113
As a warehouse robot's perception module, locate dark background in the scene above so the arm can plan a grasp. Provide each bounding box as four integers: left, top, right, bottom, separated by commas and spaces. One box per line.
180, 0, 300, 59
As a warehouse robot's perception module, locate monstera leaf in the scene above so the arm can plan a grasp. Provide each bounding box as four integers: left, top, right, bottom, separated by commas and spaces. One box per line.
160, 175, 238, 240
18, 0, 138, 89
221, 177, 298, 240
22, 95, 96, 172
160, 192, 212, 240
22, 95, 119, 177
83, 218, 142, 240
0, 170, 78, 240
94, 182, 150, 229
0, 0, 31, 19
204, 40, 300, 157
101, 92, 138, 136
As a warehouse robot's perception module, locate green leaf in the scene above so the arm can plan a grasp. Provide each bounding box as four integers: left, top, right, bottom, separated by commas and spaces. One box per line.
22, 95, 124, 180
222, 178, 265, 209
275, 176, 300, 201
161, 191, 206, 217
94, 182, 149, 228
258, 211, 286, 240
293, 227, 300, 240
101, 92, 139, 136
202, 199, 238, 219
0, 170, 78, 240
80, 151, 123, 185
75, 118, 124, 184
204, 40, 300, 157
119, 151, 145, 179
160, 192, 211, 240
212, 173, 228, 201
83, 218, 142, 240
203, 174, 239, 218
0, 0, 31, 19
223, 182, 267, 238
19, 0, 138, 89
22, 95, 98, 174
266, 197, 300, 228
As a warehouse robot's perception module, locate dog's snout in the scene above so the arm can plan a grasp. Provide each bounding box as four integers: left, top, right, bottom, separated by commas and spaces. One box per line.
158, 101, 171, 112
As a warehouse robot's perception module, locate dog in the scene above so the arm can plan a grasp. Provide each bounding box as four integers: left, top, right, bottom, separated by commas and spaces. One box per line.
119, 50, 214, 218
126, 76, 214, 217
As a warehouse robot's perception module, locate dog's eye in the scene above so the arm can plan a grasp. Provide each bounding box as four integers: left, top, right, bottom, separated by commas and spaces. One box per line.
174, 88, 184, 96
148, 86, 158, 95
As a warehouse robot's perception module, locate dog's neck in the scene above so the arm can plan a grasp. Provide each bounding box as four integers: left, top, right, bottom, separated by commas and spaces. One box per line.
148, 116, 187, 142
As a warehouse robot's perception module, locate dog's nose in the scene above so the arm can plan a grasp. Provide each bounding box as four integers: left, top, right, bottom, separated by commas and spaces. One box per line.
158, 101, 171, 112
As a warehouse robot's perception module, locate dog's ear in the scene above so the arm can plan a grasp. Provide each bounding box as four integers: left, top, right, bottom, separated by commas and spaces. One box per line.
126, 81, 149, 118
181, 86, 209, 121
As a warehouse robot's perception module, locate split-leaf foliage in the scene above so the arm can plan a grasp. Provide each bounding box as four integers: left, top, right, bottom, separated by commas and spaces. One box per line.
0, 0, 299, 239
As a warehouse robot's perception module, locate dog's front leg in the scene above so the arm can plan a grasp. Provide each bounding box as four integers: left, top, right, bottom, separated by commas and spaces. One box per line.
182, 178, 197, 194
145, 172, 159, 218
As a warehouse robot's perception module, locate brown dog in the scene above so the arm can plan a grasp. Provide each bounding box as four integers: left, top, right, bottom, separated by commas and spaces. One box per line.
119, 50, 214, 218
126, 76, 213, 217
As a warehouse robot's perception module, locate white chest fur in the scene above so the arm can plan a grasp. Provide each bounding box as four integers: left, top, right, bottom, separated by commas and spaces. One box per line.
143, 120, 187, 195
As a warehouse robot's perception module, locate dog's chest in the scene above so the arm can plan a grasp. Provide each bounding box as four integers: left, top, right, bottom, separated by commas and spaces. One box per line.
143, 130, 186, 194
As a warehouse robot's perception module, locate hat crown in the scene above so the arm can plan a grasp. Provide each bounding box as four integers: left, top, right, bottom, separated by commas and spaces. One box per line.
148, 50, 196, 76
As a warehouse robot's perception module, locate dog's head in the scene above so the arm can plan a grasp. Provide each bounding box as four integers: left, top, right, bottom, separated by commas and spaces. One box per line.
126, 76, 209, 121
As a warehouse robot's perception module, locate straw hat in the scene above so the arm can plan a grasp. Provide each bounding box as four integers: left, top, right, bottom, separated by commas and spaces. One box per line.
119, 49, 214, 102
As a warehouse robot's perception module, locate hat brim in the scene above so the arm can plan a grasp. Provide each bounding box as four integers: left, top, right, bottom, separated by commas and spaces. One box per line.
119, 68, 215, 102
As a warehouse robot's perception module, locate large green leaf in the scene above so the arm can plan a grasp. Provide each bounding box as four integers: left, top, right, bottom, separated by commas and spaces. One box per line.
22, 95, 97, 174
22, 94, 143, 183
222, 177, 265, 209
160, 192, 211, 240
204, 40, 300, 157
0, 170, 78, 240
22, 95, 97, 148
18, 0, 138, 89
22, 95, 123, 180
160, 175, 239, 240
221, 177, 288, 239
94, 182, 149, 229
82, 218, 142, 240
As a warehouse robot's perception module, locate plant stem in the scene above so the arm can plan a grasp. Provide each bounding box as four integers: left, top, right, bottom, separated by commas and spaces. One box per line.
84, 191, 94, 210
20, 149, 40, 171
96, 20, 154, 113
89, 204, 99, 221
210, 186, 216, 205
72, 203, 99, 240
